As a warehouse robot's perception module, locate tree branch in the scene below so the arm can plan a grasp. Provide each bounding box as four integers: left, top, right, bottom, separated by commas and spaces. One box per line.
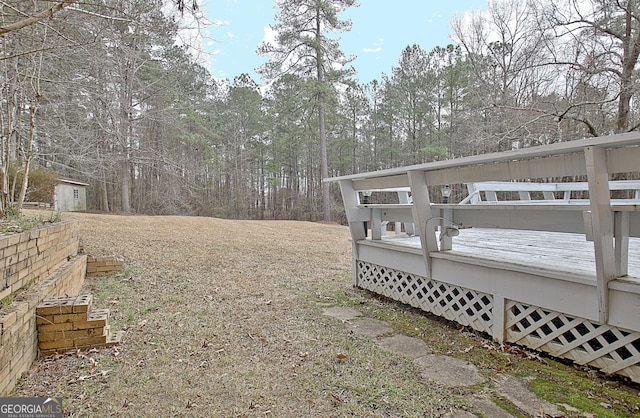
0, 1, 74, 35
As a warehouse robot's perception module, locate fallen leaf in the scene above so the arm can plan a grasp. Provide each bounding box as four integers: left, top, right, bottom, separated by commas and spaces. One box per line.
600, 402, 611, 409
331, 393, 345, 403
336, 353, 348, 359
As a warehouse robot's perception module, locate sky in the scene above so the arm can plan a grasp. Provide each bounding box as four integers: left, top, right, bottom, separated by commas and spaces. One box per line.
202, 1, 487, 84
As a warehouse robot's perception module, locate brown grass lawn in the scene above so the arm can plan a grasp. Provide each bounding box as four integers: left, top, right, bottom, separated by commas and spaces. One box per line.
13, 212, 640, 417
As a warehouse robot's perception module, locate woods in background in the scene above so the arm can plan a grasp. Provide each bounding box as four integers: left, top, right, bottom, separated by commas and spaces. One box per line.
1, 0, 639, 220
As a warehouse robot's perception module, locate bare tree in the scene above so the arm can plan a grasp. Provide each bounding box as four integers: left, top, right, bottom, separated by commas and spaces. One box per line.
532, 0, 640, 135
452, 0, 559, 149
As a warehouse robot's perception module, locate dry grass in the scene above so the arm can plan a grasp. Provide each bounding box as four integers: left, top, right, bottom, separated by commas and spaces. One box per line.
12, 211, 640, 417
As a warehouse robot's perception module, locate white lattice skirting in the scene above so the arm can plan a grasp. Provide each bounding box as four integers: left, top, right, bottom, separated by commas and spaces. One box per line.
507, 302, 640, 382
356, 261, 494, 335
356, 260, 640, 383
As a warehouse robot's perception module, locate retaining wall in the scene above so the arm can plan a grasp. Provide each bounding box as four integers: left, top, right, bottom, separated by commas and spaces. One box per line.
0, 221, 83, 395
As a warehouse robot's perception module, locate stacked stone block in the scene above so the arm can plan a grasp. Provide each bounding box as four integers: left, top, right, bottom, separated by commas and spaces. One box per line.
0, 222, 79, 303
36, 295, 122, 356
0, 222, 83, 395
86, 256, 125, 278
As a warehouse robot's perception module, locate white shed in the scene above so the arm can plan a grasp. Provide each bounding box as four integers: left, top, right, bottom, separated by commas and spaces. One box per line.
54, 179, 88, 212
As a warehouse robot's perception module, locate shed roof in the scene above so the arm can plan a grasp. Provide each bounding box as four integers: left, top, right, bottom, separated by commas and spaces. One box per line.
57, 178, 89, 187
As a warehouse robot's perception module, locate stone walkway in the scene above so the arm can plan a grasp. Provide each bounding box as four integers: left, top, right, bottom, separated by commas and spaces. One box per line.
322, 306, 564, 418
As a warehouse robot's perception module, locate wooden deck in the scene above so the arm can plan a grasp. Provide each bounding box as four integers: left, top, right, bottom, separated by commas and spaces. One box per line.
327, 133, 640, 383
372, 228, 640, 281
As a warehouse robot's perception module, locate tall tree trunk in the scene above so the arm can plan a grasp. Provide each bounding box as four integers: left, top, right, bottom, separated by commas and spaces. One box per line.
121, 158, 130, 213
617, 6, 640, 133
316, 11, 330, 222
17, 102, 37, 209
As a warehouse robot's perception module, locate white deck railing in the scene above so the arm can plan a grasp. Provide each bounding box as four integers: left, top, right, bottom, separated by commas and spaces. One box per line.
327, 133, 640, 323
327, 133, 640, 383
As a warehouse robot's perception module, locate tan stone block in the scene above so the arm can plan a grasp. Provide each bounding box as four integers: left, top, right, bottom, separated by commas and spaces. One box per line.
74, 333, 108, 346
53, 313, 87, 324
0, 367, 14, 396
35, 314, 54, 326
37, 297, 76, 316
106, 330, 125, 346
1, 310, 17, 330
0, 286, 11, 302
1, 327, 13, 346
38, 338, 75, 351
87, 308, 109, 322
73, 319, 106, 330
38, 322, 73, 333
38, 326, 105, 343
5, 235, 21, 247
73, 294, 92, 313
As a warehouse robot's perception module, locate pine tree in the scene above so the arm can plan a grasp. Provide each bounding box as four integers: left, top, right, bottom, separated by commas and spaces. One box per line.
258, 0, 357, 221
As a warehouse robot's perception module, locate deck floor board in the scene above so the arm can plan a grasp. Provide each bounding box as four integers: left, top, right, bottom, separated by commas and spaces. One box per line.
376, 228, 640, 280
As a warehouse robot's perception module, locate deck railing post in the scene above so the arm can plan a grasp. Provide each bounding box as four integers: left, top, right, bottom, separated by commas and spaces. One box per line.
338, 180, 366, 286
585, 146, 616, 323
407, 170, 437, 278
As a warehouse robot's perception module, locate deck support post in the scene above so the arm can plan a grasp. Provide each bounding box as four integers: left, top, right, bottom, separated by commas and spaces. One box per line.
492, 294, 506, 344
407, 170, 437, 278
585, 146, 616, 323
339, 180, 366, 286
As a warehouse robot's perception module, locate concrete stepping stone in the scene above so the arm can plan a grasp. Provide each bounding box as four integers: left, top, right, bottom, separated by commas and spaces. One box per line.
441, 410, 478, 418
414, 354, 486, 387
322, 306, 362, 321
469, 394, 515, 418
346, 318, 394, 337
377, 334, 432, 359
492, 374, 563, 417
